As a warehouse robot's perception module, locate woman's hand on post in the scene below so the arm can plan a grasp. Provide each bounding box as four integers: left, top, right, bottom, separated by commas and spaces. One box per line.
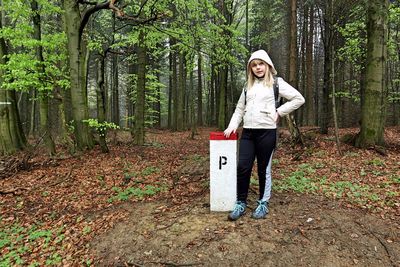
224, 127, 236, 138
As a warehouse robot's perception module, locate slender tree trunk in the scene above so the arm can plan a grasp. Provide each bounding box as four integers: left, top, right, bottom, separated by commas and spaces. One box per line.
172, 46, 178, 131
355, 0, 388, 148
190, 69, 197, 138
331, 46, 342, 155
133, 30, 146, 145
96, 56, 109, 152
111, 54, 120, 126
306, 4, 314, 126
289, 0, 298, 87
31, 0, 55, 155
111, 14, 120, 126
218, 66, 228, 130
168, 42, 173, 128
320, 1, 333, 134
127, 57, 136, 129
62, 0, 93, 150
29, 89, 38, 136
300, 4, 307, 124
210, 63, 216, 125
177, 52, 185, 131
286, 0, 303, 145
197, 52, 203, 126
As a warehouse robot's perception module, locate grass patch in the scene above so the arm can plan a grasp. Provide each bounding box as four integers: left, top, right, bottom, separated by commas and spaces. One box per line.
108, 184, 166, 203
273, 164, 398, 209
187, 154, 206, 162
274, 164, 318, 193
141, 166, 159, 176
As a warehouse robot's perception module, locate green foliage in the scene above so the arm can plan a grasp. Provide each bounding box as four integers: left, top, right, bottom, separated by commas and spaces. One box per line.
83, 119, 120, 137
388, 91, 400, 103
127, 70, 166, 127
274, 164, 318, 193
388, 5, 400, 61
141, 166, 160, 176
0, 0, 68, 94
0, 220, 65, 266
274, 163, 398, 209
108, 185, 165, 202
365, 158, 385, 167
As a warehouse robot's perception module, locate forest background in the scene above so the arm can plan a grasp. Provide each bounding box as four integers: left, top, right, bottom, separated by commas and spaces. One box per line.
0, 0, 400, 266
0, 0, 399, 155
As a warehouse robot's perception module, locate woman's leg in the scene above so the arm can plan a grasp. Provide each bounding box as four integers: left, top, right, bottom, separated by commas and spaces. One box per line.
236, 129, 255, 202
255, 129, 276, 201
261, 151, 274, 202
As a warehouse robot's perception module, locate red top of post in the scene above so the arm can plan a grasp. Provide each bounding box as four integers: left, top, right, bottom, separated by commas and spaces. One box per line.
210, 131, 238, 140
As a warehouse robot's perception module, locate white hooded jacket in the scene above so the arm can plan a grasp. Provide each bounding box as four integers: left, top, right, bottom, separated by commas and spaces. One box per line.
227, 50, 305, 130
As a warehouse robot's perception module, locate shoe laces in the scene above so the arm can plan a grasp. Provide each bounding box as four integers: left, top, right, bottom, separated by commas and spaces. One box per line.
232, 202, 245, 213
254, 201, 267, 214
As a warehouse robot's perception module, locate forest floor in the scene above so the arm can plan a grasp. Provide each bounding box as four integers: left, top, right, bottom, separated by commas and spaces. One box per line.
0, 127, 399, 266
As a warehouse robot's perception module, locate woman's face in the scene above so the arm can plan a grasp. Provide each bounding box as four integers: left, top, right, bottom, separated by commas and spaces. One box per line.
250, 59, 267, 78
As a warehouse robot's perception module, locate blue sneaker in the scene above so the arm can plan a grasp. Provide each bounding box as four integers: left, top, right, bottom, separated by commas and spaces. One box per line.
228, 201, 246, 221
251, 200, 269, 219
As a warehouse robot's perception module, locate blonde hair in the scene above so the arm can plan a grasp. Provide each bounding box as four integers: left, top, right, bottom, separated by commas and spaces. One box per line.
246, 60, 274, 90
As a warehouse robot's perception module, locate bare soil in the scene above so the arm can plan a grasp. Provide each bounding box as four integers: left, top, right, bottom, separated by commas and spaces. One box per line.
91, 188, 399, 267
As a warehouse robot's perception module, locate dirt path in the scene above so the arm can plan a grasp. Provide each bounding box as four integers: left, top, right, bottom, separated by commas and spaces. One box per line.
91, 191, 400, 267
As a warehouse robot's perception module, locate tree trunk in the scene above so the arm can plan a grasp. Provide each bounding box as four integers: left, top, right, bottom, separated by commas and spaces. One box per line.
31, 0, 56, 155
217, 66, 228, 130
168, 41, 173, 128
0, 16, 26, 154
62, 0, 93, 150
96, 56, 109, 152
190, 68, 197, 138
320, 1, 333, 134
355, 0, 388, 148
305, 4, 314, 126
287, 0, 303, 145
111, 54, 120, 126
126, 48, 137, 129
331, 41, 342, 155
29, 89, 38, 136
197, 52, 203, 126
299, 3, 307, 124
111, 14, 120, 126
210, 63, 216, 125
177, 52, 185, 131
172, 45, 178, 131
133, 30, 146, 145
289, 0, 298, 87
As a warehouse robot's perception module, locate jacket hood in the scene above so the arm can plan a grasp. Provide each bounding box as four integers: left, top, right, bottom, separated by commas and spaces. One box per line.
247, 49, 277, 76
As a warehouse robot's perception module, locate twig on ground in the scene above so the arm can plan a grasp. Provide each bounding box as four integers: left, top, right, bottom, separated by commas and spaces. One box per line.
47, 166, 74, 187
0, 187, 28, 195
149, 261, 203, 267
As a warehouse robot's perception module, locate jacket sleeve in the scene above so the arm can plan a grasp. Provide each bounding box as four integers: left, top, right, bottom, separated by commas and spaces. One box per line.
276, 78, 305, 117
227, 89, 246, 129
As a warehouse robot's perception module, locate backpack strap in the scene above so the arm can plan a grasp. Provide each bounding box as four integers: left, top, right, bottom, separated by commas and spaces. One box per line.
244, 87, 247, 106
273, 77, 281, 108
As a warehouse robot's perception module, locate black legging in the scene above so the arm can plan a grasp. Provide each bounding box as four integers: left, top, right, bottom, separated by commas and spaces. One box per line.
236, 128, 277, 202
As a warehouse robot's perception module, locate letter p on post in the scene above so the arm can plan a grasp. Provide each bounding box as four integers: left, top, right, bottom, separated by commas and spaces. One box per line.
209, 132, 238, 211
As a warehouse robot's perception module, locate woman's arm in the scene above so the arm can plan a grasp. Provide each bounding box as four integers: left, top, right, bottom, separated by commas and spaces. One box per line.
276, 78, 305, 117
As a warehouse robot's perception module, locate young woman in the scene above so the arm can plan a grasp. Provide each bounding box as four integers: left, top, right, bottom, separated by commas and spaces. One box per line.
224, 49, 305, 220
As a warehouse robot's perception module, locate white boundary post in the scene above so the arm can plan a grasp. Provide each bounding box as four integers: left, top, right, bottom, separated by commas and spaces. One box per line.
209, 132, 238, 211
